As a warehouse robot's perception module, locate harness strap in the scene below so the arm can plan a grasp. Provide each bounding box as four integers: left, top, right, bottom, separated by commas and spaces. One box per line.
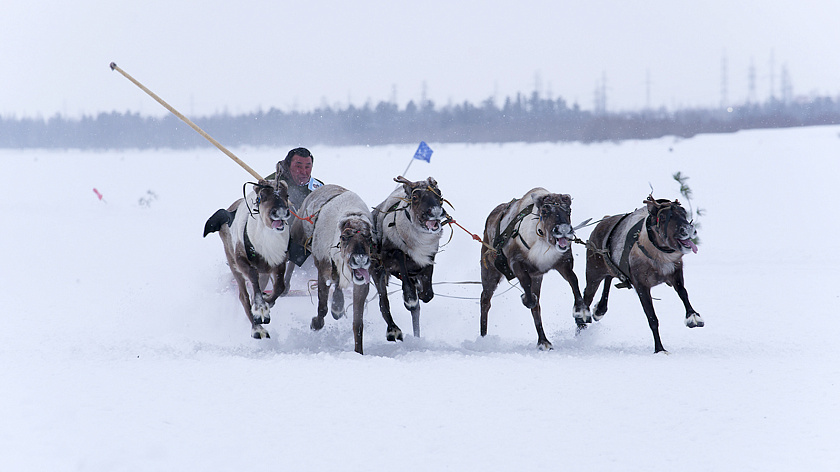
489, 201, 535, 281
615, 219, 645, 288
604, 214, 674, 289
243, 219, 258, 262
493, 201, 534, 251
602, 213, 634, 289
646, 212, 676, 253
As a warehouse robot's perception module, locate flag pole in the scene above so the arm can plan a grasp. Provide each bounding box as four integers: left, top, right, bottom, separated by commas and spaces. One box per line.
402, 157, 415, 177
109, 62, 264, 181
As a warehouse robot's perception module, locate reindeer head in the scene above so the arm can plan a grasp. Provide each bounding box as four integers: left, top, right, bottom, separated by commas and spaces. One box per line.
530, 192, 574, 252
395, 176, 446, 234
251, 175, 292, 232
338, 216, 373, 285
644, 195, 698, 254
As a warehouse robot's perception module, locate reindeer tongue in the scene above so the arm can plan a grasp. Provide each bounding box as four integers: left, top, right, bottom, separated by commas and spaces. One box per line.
682, 239, 698, 254
354, 268, 370, 283
425, 220, 440, 231
271, 220, 285, 230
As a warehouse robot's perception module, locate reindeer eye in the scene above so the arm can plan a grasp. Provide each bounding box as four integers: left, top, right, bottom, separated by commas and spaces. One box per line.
537, 228, 545, 236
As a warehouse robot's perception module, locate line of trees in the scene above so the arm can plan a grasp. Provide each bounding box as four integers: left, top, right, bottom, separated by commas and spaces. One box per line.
2, 93, 839, 149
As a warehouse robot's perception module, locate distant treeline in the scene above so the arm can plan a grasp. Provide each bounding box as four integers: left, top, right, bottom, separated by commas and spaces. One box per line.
2, 93, 840, 149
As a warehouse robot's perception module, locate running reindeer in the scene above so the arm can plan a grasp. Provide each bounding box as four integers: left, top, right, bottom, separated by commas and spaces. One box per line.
203, 163, 292, 339
480, 188, 590, 350
581, 195, 703, 353
371, 176, 447, 342
289, 185, 374, 354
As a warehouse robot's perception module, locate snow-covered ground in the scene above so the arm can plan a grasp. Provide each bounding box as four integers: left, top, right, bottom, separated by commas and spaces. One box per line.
2, 126, 839, 471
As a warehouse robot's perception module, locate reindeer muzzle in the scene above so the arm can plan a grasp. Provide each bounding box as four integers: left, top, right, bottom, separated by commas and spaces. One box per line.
677, 224, 698, 254
269, 208, 292, 231
349, 253, 371, 285
552, 223, 574, 251
422, 206, 445, 233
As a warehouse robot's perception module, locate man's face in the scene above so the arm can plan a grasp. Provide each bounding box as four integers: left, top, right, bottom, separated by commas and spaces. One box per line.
289, 154, 313, 185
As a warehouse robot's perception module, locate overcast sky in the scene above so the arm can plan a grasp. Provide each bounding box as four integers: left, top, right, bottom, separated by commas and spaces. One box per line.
4, 0, 839, 118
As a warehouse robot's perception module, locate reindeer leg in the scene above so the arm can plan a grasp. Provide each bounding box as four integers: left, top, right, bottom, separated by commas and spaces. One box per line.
352, 283, 369, 355
264, 263, 286, 308
527, 275, 552, 350
331, 278, 346, 320
393, 253, 421, 338
479, 262, 502, 337
311, 261, 330, 331
510, 260, 536, 309
672, 267, 703, 328
232, 269, 268, 339
417, 265, 435, 303
244, 264, 272, 329
280, 260, 294, 296
373, 266, 403, 342
556, 258, 591, 328
583, 249, 610, 322
593, 276, 613, 322
403, 277, 421, 337
635, 284, 666, 353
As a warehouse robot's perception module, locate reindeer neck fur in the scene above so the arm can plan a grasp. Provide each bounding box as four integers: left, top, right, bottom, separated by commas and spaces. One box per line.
230, 196, 289, 268
376, 188, 441, 267
308, 189, 372, 289
501, 188, 561, 272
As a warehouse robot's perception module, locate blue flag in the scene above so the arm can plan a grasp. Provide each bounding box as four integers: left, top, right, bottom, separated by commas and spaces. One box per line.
413, 141, 433, 162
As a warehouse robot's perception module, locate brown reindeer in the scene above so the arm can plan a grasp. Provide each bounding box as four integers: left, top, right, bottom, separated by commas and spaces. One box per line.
203, 167, 292, 339
581, 195, 703, 353
289, 185, 374, 354
371, 176, 447, 342
480, 188, 590, 350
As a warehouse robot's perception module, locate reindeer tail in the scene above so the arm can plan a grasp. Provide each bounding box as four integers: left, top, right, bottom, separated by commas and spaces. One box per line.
203, 209, 236, 237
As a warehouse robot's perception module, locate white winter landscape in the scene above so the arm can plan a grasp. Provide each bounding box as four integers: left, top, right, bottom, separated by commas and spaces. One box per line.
1, 125, 839, 471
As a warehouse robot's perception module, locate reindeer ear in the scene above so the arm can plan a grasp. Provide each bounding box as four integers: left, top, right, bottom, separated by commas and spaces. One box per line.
530, 193, 544, 206
426, 177, 437, 188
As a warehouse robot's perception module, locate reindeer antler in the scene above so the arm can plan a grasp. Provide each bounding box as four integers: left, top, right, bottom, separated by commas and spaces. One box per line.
394, 176, 412, 185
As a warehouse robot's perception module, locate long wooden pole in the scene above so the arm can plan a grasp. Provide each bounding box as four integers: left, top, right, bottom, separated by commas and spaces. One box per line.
109, 62, 264, 181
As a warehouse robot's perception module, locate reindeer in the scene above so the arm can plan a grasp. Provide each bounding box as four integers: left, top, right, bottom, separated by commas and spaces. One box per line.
581, 195, 703, 353
371, 176, 447, 342
479, 188, 590, 350
203, 165, 292, 339
290, 185, 374, 354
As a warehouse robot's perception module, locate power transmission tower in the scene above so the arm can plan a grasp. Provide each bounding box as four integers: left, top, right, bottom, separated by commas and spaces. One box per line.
720, 54, 729, 109
748, 58, 757, 104
769, 50, 776, 101
593, 72, 607, 114
780, 64, 793, 103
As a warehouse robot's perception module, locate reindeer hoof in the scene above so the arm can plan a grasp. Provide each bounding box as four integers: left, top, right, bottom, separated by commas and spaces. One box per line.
574, 307, 592, 324
251, 326, 270, 339
521, 293, 537, 309
252, 304, 270, 324
311, 316, 325, 331
593, 304, 608, 321
685, 313, 704, 328
386, 327, 403, 342
331, 307, 346, 320
537, 340, 553, 351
